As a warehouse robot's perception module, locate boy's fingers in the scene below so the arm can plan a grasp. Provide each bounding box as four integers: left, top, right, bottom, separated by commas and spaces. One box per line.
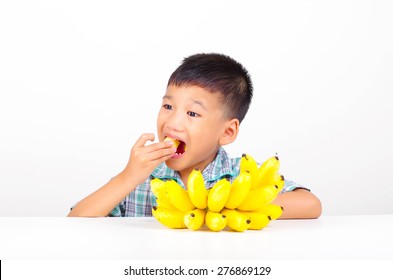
147, 148, 176, 164
134, 133, 155, 148
136, 144, 175, 163
151, 154, 175, 165
148, 146, 176, 160
142, 141, 175, 154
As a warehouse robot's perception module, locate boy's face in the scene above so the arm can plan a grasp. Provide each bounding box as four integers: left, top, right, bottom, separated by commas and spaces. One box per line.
157, 85, 231, 177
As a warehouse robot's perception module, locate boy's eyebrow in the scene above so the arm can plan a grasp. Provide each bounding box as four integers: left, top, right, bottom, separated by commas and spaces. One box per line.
190, 98, 208, 111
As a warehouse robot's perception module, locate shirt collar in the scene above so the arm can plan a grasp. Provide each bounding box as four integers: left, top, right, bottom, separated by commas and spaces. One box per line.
202, 147, 237, 182
151, 147, 236, 184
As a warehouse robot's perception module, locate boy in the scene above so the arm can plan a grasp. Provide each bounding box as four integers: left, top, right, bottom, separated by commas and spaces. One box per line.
68, 53, 322, 219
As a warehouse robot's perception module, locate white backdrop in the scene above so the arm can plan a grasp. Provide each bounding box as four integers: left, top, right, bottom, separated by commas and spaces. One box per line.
1, 0, 392, 216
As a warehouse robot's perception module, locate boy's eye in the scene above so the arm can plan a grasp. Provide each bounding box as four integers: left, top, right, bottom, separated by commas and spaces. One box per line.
163, 104, 172, 110
187, 111, 200, 117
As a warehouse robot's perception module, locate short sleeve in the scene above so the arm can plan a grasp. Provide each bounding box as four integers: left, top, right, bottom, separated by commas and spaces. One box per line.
281, 179, 310, 193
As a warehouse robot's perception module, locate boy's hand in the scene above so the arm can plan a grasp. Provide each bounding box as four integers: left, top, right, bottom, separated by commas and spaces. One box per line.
121, 133, 176, 186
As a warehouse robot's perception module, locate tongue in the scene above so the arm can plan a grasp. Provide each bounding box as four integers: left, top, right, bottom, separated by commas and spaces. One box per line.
176, 141, 186, 154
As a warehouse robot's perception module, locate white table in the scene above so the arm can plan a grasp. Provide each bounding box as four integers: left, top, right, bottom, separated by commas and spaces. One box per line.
0, 215, 392, 260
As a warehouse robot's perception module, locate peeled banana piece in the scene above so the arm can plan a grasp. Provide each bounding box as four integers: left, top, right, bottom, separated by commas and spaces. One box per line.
164, 136, 180, 148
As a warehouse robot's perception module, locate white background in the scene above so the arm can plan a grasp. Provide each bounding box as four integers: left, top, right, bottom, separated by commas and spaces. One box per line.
0, 0, 392, 216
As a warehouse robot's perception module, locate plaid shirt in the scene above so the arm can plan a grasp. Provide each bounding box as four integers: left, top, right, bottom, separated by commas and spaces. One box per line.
109, 147, 308, 217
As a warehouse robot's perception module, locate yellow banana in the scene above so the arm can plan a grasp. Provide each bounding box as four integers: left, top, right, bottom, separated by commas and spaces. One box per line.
238, 210, 271, 230
187, 169, 208, 209
258, 204, 284, 220
275, 174, 285, 192
221, 208, 251, 232
205, 210, 227, 232
184, 208, 206, 231
240, 154, 258, 178
151, 178, 166, 197
165, 180, 195, 212
151, 178, 176, 209
225, 171, 252, 209
237, 184, 279, 211
256, 172, 285, 191
207, 178, 231, 212
152, 206, 186, 229
164, 136, 180, 148
253, 155, 280, 189
268, 204, 284, 220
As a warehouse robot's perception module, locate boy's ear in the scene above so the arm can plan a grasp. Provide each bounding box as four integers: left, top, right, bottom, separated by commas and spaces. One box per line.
219, 118, 240, 146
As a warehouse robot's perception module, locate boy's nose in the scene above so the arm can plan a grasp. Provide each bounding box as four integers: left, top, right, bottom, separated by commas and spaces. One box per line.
166, 112, 185, 131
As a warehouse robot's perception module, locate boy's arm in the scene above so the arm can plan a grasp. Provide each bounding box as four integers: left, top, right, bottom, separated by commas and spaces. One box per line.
67, 172, 139, 217
67, 133, 176, 217
272, 189, 322, 219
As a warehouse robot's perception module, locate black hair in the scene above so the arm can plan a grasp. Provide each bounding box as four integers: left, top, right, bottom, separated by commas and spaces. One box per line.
167, 53, 253, 123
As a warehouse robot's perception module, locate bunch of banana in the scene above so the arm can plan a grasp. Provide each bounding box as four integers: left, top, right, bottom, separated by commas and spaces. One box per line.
151, 153, 285, 231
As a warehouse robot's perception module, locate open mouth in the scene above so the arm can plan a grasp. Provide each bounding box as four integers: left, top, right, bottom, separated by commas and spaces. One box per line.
175, 140, 186, 155
164, 136, 186, 157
